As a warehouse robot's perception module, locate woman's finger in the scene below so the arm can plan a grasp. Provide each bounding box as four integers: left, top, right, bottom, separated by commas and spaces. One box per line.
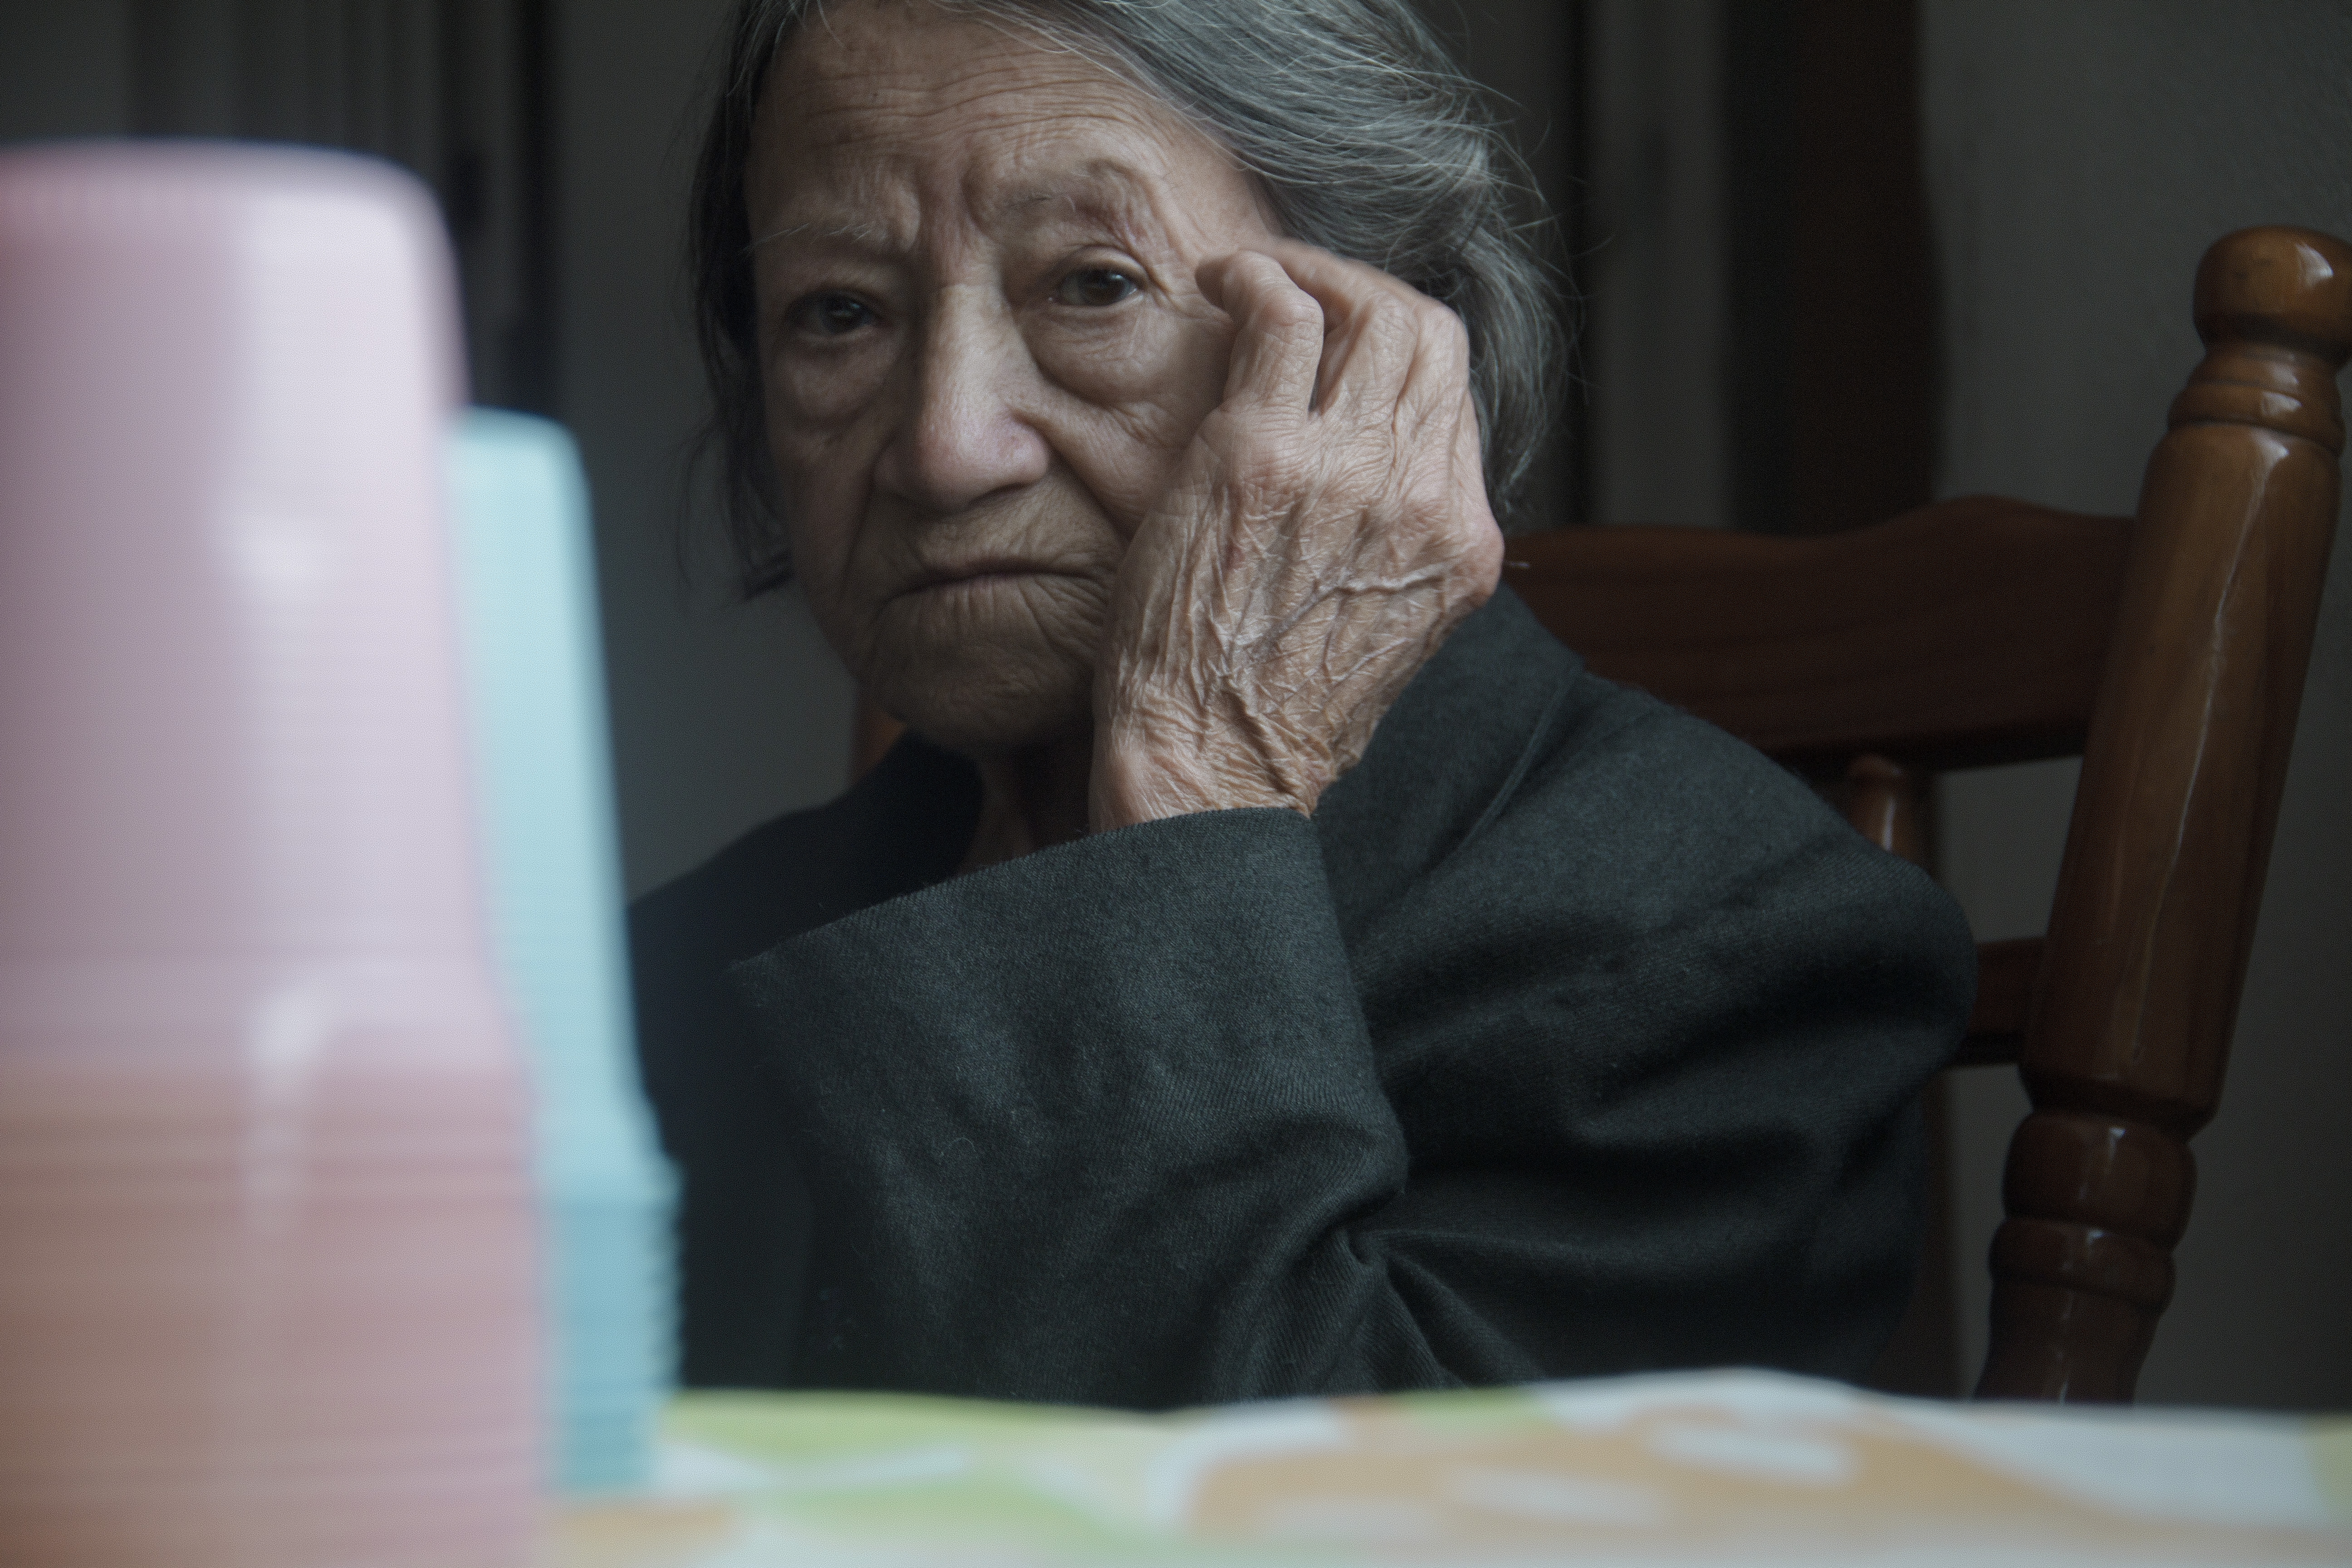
1195, 250, 1324, 421
1253, 240, 1459, 427
1258, 237, 1428, 313
1260, 242, 1418, 413
1452, 388, 1485, 495
1393, 298, 1475, 451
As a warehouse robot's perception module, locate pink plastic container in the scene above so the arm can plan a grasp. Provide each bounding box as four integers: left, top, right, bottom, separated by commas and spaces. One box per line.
0, 144, 540, 1567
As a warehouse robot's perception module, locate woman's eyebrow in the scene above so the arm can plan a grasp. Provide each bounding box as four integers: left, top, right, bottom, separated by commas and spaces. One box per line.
747, 217, 892, 255
991, 163, 1158, 230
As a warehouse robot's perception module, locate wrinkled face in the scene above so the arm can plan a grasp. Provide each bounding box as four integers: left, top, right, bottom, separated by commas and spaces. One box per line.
745, 0, 1279, 754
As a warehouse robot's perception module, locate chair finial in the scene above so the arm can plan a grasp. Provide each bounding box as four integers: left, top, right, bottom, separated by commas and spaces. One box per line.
2193, 226, 2352, 367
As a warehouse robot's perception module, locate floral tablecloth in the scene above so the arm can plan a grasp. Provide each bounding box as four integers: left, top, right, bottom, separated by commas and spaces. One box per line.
547, 1369, 2352, 1566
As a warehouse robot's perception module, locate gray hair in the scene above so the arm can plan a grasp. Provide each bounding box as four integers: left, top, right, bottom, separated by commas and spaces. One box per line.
689, 0, 1562, 596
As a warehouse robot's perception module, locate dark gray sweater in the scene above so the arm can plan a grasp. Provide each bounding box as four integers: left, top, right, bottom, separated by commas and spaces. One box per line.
628, 586, 1974, 1408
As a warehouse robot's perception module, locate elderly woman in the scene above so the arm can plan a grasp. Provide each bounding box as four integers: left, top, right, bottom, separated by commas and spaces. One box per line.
630, 0, 1973, 1407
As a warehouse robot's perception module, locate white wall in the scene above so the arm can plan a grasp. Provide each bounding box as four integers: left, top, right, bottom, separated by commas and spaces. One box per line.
1922, 0, 2352, 1410
555, 0, 855, 898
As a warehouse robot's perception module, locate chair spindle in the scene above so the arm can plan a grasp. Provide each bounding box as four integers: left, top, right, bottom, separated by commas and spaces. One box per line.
1977, 227, 2352, 1401
1844, 754, 1929, 867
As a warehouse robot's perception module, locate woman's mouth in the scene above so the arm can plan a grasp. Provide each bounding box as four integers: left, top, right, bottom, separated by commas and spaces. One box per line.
901, 560, 1056, 594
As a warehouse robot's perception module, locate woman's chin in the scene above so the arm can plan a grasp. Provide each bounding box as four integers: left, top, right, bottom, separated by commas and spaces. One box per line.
858, 589, 1104, 756
876, 662, 1095, 759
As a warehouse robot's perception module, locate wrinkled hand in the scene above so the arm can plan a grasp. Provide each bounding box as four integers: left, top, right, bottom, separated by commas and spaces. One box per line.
1091, 241, 1504, 829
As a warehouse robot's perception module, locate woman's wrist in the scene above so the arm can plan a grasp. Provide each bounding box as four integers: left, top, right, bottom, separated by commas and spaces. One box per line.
1089, 723, 1315, 832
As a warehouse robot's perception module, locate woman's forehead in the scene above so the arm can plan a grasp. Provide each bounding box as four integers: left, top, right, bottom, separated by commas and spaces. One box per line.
754, 161, 1155, 256
746, 6, 1250, 248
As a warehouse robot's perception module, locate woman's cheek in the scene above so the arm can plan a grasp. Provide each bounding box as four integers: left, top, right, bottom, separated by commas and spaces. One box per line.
1027, 307, 1232, 528
768, 342, 891, 428
1030, 305, 1225, 429
764, 347, 890, 606
764, 412, 879, 649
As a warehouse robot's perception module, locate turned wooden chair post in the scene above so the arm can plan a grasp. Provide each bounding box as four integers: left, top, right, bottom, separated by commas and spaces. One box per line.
1975, 227, 2352, 1400
1843, 755, 1928, 867
1494, 225, 2348, 1401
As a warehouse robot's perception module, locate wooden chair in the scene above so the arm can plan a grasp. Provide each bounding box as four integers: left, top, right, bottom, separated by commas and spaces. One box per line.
1505, 225, 2352, 1401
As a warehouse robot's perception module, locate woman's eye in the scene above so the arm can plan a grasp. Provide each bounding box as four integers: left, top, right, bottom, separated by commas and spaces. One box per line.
786, 292, 878, 338
1054, 267, 1140, 309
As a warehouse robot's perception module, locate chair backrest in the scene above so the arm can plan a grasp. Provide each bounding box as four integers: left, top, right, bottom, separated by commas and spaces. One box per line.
1506, 225, 2352, 1401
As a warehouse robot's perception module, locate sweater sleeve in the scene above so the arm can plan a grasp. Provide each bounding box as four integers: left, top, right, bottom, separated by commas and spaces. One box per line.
729, 732, 1973, 1409
729, 808, 1429, 1407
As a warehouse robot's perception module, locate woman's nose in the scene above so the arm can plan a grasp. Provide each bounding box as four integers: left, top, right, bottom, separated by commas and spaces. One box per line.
873, 289, 1051, 513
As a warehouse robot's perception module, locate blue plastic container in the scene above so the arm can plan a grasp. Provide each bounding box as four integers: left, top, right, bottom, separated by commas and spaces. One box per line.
446, 410, 675, 1494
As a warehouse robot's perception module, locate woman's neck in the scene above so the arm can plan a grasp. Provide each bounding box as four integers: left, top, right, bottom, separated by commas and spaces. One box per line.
957, 730, 1095, 874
